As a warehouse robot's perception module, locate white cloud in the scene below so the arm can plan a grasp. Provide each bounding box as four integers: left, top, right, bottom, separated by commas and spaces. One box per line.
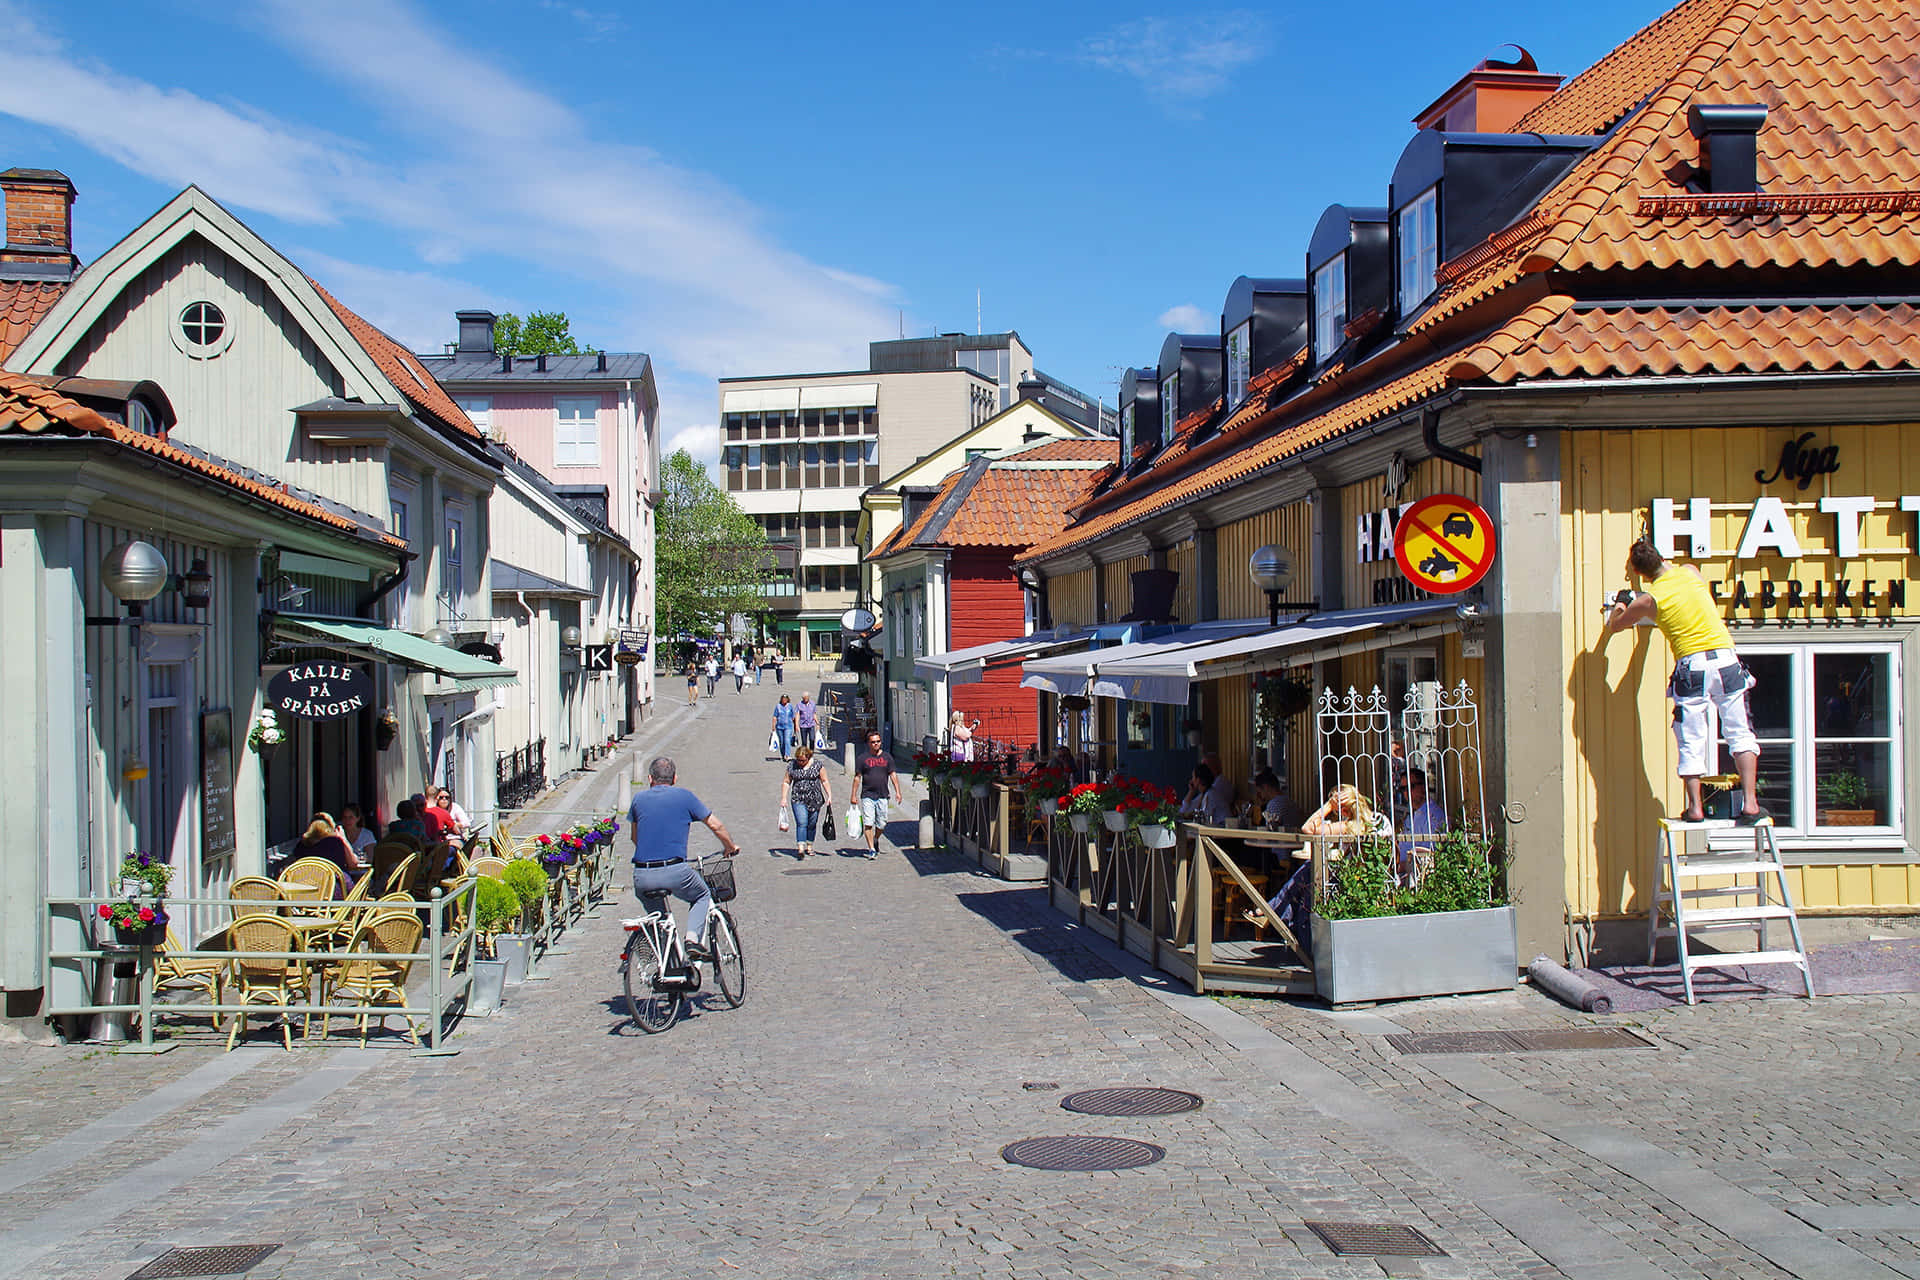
293, 250, 499, 352
1157, 303, 1214, 333
1082, 12, 1270, 107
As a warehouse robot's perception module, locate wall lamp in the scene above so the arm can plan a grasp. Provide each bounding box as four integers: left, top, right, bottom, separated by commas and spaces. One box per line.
88, 539, 168, 626
1249, 545, 1317, 628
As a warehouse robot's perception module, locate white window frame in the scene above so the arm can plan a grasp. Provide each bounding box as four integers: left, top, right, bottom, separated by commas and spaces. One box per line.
1314, 253, 1348, 360
443, 504, 466, 600
1225, 321, 1252, 408
1120, 402, 1135, 459
1160, 371, 1178, 442
457, 396, 492, 436
1398, 187, 1438, 317
555, 396, 601, 467
1719, 638, 1904, 846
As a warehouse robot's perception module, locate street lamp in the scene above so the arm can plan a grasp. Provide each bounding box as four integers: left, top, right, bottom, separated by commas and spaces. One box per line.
1249, 545, 1297, 628
560, 625, 582, 648
422, 626, 455, 648
100, 540, 169, 620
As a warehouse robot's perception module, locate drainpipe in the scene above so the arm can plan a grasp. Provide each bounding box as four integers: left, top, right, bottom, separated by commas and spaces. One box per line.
1422, 407, 1482, 475
359, 557, 411, 615
513, 591, 540, 781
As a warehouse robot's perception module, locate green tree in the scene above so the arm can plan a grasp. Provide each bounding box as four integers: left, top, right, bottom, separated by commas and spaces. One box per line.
656, 448, 769, 643
493, 311, 585, 357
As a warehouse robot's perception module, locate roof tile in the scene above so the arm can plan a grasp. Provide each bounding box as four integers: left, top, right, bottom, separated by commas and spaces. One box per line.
308, 279, 478, 438
0, 279, 68, 361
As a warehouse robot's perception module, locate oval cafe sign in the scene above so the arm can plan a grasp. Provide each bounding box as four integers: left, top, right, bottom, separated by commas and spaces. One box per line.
1393, 494, 1496, 594
267, 661, 374, 720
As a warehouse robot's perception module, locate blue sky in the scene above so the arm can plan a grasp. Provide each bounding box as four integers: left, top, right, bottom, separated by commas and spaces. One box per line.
0, 0, 1671, 467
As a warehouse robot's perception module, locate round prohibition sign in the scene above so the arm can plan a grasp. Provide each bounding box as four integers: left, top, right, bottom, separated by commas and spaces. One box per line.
1393, 494, 1496, 594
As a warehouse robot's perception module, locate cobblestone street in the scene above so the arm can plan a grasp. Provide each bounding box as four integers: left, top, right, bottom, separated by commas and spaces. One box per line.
3, 673, 1917, 1280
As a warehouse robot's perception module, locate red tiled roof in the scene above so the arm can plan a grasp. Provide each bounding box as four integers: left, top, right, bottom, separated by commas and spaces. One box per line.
0, 278, 67, 361
0, 369, 403, 547
1464, 302, 1920, 382
308, 279, 477, 438
997, 438, 1119, 463
877, 447, 1113, 557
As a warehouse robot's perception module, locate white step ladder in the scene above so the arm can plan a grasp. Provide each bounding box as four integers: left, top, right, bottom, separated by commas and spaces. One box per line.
1646, 817, 1815, 1005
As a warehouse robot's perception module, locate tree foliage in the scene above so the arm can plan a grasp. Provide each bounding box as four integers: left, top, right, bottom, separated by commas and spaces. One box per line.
656, 448, 769, 643
493, 311, 584, 357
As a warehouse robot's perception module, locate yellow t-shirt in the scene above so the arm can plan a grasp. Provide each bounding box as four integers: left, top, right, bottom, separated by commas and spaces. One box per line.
1647, 568, 1732, 658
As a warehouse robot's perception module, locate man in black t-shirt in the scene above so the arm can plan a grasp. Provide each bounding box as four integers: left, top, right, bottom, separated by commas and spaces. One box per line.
855, 731, 901, 859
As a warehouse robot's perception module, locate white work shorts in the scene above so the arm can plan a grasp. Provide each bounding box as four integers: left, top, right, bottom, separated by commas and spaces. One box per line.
1667, 648, 1759, 776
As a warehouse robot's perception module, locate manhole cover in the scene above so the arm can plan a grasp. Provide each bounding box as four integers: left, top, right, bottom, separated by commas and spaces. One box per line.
782, 868, 831, 876
1387, 1028, 1655, 1055
1060, 1087, 1203, 1116
128, 1245, 282, 1279
1304, 1222, 1445, 1257
1001, 1135, 1165, 1171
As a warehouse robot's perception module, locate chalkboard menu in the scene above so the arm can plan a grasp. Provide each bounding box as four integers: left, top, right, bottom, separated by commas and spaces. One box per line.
200, 708, 236, 859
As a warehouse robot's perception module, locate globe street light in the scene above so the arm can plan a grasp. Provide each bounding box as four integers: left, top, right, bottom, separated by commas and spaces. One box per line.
1249, 545, 1295, 628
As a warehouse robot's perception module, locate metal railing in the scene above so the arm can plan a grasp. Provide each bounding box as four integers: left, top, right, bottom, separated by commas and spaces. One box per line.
495, 737, 548, 809
43, 879, 481, 1055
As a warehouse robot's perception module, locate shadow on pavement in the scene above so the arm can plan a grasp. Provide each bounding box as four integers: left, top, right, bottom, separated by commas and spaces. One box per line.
954, 886, 1121, 984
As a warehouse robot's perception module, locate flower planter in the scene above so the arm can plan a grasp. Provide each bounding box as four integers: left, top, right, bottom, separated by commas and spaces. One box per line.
969, 783, 990, 799
497, 934, 534, 984
1100, 810, 1129, 833
1137, 824, 1177, 849
1820, 808, 1878, 827
103, 922, 165, 950
1038, 799, 1058, 819
1067, 813, 1093, 834
469, 959, 508, 1014
1309, 905, 1517, 1005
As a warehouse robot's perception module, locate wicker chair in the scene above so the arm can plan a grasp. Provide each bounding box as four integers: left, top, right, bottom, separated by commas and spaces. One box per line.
228, 876, 285, 918
156, 925, 228, 1027
382, 852, 420, 896
315, 870, 376, 949
468, 856, 508, 880
281, 856, 344, 900
325, 910, 424, 1046
277, 875, 327, 906
224, 914, 311, 1051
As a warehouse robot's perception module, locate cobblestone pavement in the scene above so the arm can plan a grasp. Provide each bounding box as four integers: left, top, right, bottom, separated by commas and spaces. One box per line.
2, 673, 1917, 1279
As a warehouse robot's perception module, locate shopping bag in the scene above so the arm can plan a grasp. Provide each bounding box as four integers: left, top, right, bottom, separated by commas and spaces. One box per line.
768, 731, 779, 753
777, 805, 790, 833
814, 730, 827, 751
822, 808, 837, 841
845, 804, 863, 835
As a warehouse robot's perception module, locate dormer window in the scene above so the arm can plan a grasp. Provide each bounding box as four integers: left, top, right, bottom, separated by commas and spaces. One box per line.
1224, 321, 1251, 408
1313, 254, 1347, 360
1397, 187, 1438, 316
1160, 371, 1179, 437
1120, 402, 1136, 458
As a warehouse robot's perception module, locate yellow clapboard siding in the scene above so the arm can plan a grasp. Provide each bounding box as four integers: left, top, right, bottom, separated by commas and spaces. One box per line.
1217, 504, 1312, 619
1168, 541, 1198, 624
1049, 569, 1095, 627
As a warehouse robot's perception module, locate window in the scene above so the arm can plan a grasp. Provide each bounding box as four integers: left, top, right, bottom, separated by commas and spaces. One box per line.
1159, 371, 1178, 442
555, 396, 600, 466
180, 301, 225, 348
805, 566, 823, 592
457, 396, 492, 436
444, 506, 465, 594
1313, 253, 1347, 360
1722, 643, 1903, 836
1225, 321, 1252, 407
1398, 187, 1438, 316
390, 496, 409, 543
1121, 402, 1135, 458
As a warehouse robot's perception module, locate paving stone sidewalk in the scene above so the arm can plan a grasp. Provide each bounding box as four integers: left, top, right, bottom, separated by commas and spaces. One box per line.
0, 673, 1915, 1279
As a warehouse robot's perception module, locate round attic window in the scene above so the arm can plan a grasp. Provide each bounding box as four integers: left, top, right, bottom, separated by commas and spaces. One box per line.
174, 300, 233, 359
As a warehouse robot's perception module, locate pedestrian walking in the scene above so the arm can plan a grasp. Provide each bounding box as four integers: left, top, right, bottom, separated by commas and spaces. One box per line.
771, 694, 796, 761
779, 744, 833, 858
1605, 537, 1766, 824
704, 654, 718, 697
769, 650, 784, 685
685, 659, 699, 705
732, 654, 747, 693
796, 691, 819, 751
855, 730, 901, 859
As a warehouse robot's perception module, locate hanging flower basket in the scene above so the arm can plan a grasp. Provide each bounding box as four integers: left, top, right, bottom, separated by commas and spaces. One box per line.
1138, 824, 1177, 849
1067, 812, 1093, 834
1100, 810, 1129, 833
1038, 798, 1058, 819
969, 782, 990, 799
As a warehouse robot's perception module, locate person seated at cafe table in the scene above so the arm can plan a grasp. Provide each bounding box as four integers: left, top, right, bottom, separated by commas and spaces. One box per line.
1249, 769, 1303, 830
1395, 768, 1447, 876
1243, 785, 1389, 955
297, 813, 364, 887
413, 791, 448, 844
1201, 751, 1236, 818
1178, 762, 1233, 825
1046, 744, 1081, 784
339, 803, 378, 856
387, 798, 427, 844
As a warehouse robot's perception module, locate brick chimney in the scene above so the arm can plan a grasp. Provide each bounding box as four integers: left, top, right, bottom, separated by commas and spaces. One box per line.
0, 168, 77, 272
1413, 47, 1562, 134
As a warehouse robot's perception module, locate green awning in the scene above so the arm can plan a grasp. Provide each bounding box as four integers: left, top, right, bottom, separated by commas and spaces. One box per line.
275, 617, 518, 688
804, 619, 840, 632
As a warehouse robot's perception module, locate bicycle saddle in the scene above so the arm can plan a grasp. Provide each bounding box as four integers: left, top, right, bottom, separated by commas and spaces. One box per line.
637, 889, 672, 909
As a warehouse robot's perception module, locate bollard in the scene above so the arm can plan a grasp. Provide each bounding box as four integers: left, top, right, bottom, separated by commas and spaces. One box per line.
1528, 954, 1613, 1014
917, 797, 934, 850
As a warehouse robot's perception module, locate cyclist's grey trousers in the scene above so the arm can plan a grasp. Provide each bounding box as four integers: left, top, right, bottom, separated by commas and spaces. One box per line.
632, 859, 711, 948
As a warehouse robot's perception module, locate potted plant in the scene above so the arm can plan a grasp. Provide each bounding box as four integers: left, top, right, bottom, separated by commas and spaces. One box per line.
1026, 765, 1072, 820
1100, 775, 1137, 832
958, 759, 995, 799
97, 899, 167, 948
497, 859, 550, 981
1058, 780, 1109, 834
469, 876, 520, 1013
246, 708, 284, 759
117, 850, 171, 901
374, 709, 399, 751
1120, 780, 1181, 848
1254, 674, 1311, 739
1818, 770, 1878, 826
1308, 827, 1516, 1005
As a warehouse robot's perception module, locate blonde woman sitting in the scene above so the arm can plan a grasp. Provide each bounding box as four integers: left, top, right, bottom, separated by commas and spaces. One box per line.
1244, 785, 1389, 956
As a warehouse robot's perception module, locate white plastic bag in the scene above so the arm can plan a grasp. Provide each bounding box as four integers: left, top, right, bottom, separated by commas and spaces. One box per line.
778, 805, 790, 833
845, 804, 863, 835
768, 731, 779, 753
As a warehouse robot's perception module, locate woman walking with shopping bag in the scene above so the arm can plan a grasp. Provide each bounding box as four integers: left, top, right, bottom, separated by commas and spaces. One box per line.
771, 694, 797, 761
779, 744, 833, 859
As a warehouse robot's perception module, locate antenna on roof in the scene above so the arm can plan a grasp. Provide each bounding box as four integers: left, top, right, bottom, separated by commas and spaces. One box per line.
976, 289, 982, 335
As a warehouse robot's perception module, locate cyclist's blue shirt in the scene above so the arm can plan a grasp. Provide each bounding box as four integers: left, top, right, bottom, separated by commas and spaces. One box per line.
627, 785, 712, 864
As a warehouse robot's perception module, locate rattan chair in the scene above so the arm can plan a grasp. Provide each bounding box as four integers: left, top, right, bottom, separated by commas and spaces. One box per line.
469, 856, 508, 879
156, 925, 228, 1027
228, 876, 286, 918
224, 914, 311, 1051
382, 852, 420, 896
277, 875, 327, 906
325, 910, 424, 1046
316, 869, 376, 949
281, 856, 344, 900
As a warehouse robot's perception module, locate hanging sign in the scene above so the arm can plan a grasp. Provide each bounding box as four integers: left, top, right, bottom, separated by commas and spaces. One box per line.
582, 645, 614, 671
1394, 494, 1496, 594
267, 662, 373, 720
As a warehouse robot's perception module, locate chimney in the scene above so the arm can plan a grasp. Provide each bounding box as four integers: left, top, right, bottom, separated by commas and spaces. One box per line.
1015, 375, 1048, 403
1689, 104, 1768, 194
0, 168, 77, 272
455, 309, 497, 355
1413, 47, 1562, 134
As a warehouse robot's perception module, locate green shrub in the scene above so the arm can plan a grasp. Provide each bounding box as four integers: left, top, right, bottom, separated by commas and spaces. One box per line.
502, 859, 547, 911
1318, 829, 1508, 920
474, 876, 520, 937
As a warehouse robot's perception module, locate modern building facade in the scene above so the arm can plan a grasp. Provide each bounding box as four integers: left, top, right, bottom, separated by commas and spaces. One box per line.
718, 332, 1112, 656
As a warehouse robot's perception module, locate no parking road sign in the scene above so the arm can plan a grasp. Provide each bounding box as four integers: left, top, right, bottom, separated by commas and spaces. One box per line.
1393, 494, 1496, 594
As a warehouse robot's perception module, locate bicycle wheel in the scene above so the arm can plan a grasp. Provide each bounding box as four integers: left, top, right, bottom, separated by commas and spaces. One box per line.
623, 926, 682, 1033
709, 908, 745, 1008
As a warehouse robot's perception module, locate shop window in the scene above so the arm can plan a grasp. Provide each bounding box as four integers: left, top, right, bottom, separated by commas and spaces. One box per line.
1721, 643, 1902, 836
1126, 704, 1153, 750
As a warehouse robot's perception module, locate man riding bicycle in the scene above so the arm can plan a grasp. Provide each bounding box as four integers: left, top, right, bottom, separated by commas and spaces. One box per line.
627, 756, 739, 959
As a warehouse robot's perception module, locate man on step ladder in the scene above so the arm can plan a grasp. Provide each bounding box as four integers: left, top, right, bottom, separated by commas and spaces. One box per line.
1604, 538, 1769, 826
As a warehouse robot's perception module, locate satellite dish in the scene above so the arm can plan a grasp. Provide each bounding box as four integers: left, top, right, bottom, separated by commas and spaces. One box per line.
840, 607, 877, 633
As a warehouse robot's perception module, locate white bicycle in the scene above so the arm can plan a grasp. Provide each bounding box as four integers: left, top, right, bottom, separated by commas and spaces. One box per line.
620, 854, 745, 1033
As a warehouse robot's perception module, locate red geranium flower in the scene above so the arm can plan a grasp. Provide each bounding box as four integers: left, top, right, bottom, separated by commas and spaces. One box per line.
97, 904, 113, 919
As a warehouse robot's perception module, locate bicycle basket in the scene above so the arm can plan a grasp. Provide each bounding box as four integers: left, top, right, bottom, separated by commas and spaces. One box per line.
698, 854, 738, 903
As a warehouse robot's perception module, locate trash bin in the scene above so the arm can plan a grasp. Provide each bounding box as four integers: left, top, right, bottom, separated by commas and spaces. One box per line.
88, 943, 137, 1043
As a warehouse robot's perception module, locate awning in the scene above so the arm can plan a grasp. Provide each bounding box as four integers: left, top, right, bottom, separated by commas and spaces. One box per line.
274, 616, 518, 688
913, 628, 1090, 685
1022, 619, 1268, 697
1094, 600, 1463, 704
